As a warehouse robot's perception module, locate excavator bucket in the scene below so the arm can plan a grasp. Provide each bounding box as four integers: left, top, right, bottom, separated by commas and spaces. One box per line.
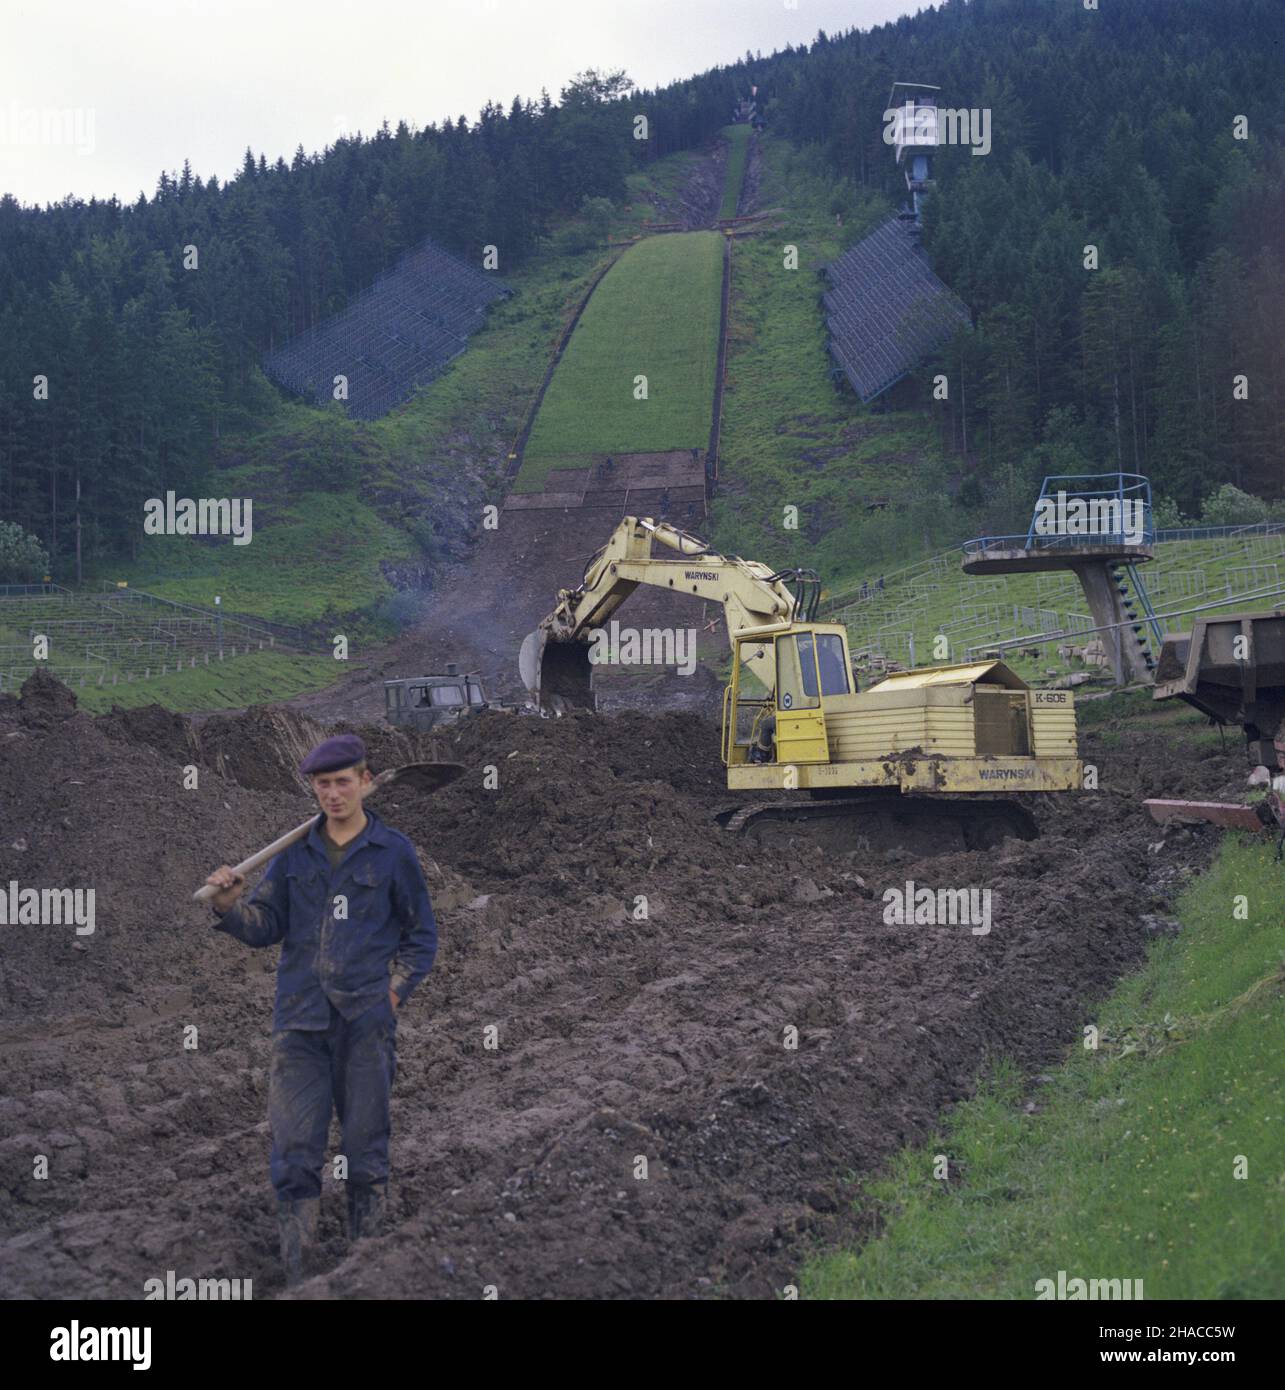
519, 628, 595, 712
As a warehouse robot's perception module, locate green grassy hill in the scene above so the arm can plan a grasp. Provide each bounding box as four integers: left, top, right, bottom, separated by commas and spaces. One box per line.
719, 124, 751, 220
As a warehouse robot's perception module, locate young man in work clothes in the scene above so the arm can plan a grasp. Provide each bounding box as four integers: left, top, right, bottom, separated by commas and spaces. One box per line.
204, 734, 436, 1285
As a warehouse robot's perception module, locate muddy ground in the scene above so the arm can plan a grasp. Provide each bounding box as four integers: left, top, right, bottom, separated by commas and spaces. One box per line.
0, 670, 1242, 1299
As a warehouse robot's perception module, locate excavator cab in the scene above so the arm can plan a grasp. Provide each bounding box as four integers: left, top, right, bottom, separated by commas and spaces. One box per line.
723, 624, 852, 767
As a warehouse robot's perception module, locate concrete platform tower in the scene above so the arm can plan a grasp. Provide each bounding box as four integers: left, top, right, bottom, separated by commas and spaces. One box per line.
962, 473, 1161, 685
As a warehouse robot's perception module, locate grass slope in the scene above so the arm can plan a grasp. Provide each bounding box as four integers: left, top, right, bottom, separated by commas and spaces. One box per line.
73, 650, 343, 715
719, 124, 751, 220
801, 826, 1285, 1300
517, 231, 724, 491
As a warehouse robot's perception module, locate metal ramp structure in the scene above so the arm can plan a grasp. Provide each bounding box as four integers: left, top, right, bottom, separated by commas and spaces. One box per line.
961, 473, 1159, 685
825, 521, 1285, 690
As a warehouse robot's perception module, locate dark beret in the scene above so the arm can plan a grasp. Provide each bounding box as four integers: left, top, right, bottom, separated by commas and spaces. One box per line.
299, 734, 368, 775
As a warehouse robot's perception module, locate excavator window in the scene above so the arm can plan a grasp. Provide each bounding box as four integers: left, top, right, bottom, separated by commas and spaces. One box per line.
776, 634, 821, 712
412, 684, 464, 708
789, 632, 851, 702
815, 634, 851, 695
797, 633, 821, 698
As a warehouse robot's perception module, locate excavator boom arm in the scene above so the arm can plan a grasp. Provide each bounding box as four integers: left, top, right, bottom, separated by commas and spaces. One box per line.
520, 516, 816, 707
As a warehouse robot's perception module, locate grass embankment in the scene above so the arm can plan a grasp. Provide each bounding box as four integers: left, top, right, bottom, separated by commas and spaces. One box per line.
516, 231, 725, 493
801, 824, 1284, 1300
73, 651, 343, 715
719, 124, 751, 220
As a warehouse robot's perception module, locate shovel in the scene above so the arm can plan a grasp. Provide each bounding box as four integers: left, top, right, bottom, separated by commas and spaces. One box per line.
192, 761, 465, 903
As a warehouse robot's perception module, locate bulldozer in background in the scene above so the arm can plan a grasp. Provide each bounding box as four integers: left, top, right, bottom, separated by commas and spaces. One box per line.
519, 516, 1083, 848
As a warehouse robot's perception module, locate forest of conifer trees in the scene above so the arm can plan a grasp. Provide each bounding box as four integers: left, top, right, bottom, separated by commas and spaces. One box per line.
1, 0, 1281, 577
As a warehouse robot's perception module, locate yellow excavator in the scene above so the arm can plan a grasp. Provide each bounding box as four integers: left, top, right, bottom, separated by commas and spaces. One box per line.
519, 517, 1082, 847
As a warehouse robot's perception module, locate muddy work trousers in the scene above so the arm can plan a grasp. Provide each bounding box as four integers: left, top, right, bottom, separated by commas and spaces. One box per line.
268, 996, 397, 1201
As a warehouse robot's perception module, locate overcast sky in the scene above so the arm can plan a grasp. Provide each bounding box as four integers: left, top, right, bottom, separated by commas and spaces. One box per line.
0, 0, 925, 208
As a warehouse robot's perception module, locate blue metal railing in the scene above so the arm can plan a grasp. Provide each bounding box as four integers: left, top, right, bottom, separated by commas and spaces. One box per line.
963, 472, 1155, 556
963, 518, 1284, 556
1022, 472, 1153, 548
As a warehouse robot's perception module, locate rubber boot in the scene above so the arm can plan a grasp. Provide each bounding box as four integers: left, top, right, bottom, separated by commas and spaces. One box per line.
347, 1182, 385, 1242
277, 1197, 320, 1287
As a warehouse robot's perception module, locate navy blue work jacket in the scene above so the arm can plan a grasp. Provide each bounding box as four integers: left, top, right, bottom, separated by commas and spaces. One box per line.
213, 808, 436, 1031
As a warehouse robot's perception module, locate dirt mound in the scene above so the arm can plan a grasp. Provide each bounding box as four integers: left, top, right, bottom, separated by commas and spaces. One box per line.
98, 702, 200, 764
194, 706, 329, 793
0, 680, 1236, 1299
16, 668, 79, 729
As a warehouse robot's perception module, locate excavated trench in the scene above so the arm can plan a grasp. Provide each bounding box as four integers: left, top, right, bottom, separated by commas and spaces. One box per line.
0, 672, 1239, 1298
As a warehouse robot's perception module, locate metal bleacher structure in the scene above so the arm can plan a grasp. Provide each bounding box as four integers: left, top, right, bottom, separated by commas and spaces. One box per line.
824, 219, 971, 401
0, 584, 301, 694
824, 82, 971, 403
263, 238, 512, 420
